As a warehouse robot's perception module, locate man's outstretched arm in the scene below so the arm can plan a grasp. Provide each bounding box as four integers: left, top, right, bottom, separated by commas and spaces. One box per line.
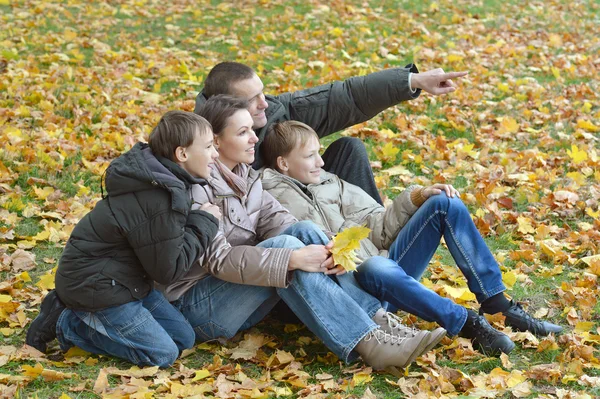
279, 65, 467, 138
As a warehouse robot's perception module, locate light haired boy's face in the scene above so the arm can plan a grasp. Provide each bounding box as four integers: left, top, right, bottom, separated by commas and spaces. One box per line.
280, 136, 323, 185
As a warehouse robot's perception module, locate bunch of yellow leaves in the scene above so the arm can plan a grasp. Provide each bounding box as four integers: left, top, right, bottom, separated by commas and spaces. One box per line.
331, 226, 371, 272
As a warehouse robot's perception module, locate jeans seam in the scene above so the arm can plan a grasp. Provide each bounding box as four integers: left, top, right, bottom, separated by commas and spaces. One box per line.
395, 210, 442, 266
444, 217, 489, 297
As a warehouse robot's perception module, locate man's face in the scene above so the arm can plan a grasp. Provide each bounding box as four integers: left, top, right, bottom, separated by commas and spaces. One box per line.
230, 74, 269, 129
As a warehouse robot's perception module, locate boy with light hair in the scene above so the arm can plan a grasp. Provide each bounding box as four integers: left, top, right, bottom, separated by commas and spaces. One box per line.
260, 120, 562, 356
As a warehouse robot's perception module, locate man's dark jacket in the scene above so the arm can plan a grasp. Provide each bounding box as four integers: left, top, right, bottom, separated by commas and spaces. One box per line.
55, 143, 219, 311
194, 65, 421, 168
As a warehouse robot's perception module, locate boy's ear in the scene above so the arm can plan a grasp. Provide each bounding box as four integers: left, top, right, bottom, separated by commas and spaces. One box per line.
276, 155, 288, 172
175, 146, 188, 163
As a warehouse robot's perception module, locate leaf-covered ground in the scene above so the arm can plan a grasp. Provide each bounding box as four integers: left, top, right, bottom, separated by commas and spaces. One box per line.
1, 0, 599, 397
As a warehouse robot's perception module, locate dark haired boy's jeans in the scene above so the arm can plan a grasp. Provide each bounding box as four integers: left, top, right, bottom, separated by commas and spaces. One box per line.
356, 193, 506, 336
56, 289, 195, 367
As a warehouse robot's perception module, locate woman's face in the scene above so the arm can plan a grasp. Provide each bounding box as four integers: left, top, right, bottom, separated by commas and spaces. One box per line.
214, 109, 258, 169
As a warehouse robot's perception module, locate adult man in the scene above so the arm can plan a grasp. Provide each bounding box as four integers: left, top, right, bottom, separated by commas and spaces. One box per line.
194, 62, 467, 205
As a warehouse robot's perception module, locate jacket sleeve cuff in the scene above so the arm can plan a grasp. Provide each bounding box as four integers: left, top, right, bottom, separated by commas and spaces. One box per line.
273, 248, 294, 287
409, 185, 427, 208
405, 63, 421, 99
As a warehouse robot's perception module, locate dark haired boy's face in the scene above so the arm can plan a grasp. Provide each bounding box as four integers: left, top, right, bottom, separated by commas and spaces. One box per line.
179, 129, 218, 179
230, 74, 269, 128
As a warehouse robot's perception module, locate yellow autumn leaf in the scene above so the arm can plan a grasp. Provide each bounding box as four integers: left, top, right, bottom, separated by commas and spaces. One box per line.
375, 142, 400, 163
0, 328, 15, 336
329, 27, 343, 37
32, 186, 55, 201
76, 184, 91, 196
566, 144, 588, 164
22, 363, 44, 378
574, 321, 594, 332
192, 369, 210, 381
517, 216, 535, 234
36, 273, 56, 291
585, 207, 599, 219
443, 285, 476, 301
331, 226, 371, 272
548, 33, 562, 47
577, 119, 600, 132
59, 394, 73, 399
332, 251, 362, 272
19, 271, 31, 282
500, 117, 519, 133
502, 271, 517, 290
352, 371, 373, 385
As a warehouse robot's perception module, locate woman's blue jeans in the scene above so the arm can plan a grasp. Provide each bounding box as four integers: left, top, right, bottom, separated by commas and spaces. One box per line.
355, 194, 506, 336
174, 221, 382, 362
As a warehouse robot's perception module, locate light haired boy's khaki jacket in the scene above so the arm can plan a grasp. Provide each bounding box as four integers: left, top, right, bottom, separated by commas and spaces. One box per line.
160, 164, 297, 302
261, 168, 422, 263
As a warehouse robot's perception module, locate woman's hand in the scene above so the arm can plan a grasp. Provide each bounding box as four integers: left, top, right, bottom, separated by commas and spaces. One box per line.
289, 244, 332, 272
422, 184, 459, 199
199, 203, 222, 220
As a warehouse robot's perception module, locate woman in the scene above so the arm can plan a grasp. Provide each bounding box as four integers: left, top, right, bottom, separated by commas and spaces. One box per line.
160, 95, 446, 370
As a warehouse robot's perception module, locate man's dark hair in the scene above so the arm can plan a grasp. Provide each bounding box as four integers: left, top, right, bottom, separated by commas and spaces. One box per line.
204, 62, 256, 98
148, 111, 211, 162
196, 95, 249, 136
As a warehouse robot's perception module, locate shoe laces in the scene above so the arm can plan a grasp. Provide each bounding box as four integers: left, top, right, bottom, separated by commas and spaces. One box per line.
472, 315, 500, 341
382, 312, 418, 336
365, 328, 407, 346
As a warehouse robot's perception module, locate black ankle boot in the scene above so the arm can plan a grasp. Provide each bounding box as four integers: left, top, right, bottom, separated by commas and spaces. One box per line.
489, 300, 563, 337
26, 290, 66, 352
460, 310, 515, 356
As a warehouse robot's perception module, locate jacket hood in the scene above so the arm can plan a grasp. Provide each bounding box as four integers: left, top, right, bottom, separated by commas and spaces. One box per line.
104, 142, 208, 212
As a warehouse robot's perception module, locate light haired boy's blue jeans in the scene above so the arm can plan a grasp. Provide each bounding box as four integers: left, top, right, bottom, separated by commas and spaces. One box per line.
355, 194, 506, 336
174, 221, 381, 362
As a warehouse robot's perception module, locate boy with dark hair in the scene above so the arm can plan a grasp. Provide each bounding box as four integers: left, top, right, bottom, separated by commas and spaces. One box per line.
261, 120, 562, 356
26, 111, 221, 367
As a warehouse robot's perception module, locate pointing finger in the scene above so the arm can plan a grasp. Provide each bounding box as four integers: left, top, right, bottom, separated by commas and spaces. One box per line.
440, 71, 468, 80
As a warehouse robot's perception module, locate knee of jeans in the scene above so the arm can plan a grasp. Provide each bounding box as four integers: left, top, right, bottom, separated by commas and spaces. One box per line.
175, 323, 196, 351
147, 341, 180, 368
422, 192, 452, 213
276, 235, 305, 249
357, 257, 394, 286
290, 269, 325, 289
446, 195, 469, 216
